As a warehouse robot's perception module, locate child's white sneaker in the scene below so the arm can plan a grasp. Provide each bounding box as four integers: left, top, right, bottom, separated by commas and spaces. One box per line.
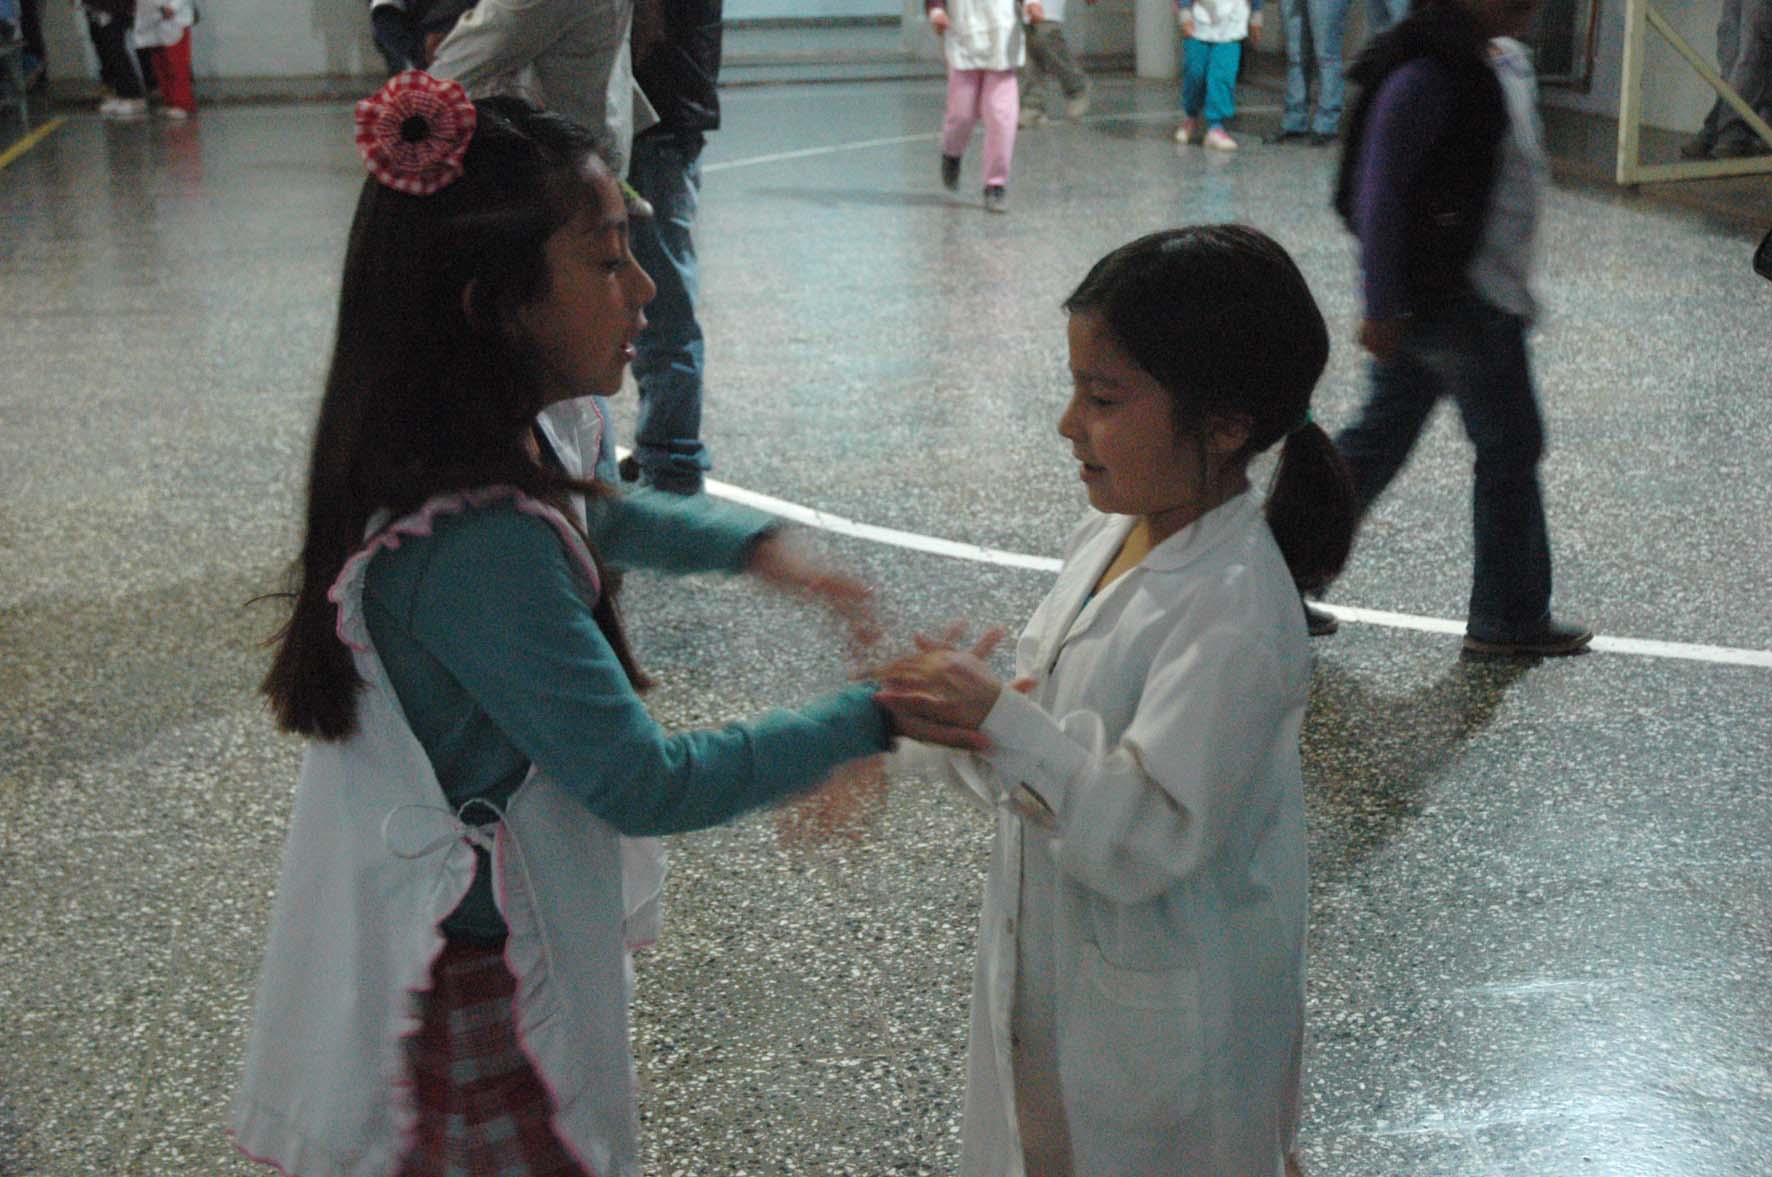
158, 106, 191, 120
1173, 117, 1198, 144
99, 96, 147, 119
1203, 126, 1239, 151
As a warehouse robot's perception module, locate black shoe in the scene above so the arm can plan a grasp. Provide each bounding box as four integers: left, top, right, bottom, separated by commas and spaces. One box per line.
1265, 129, 1310, 145
1461, 618, 1593, 659
941, 154, 961, 191
617, 455, 641, 483
1303, 601, 1339, 637
1714, 137, 1770, 158
1307, 131, 1337, 147
982, 185, 1008, 214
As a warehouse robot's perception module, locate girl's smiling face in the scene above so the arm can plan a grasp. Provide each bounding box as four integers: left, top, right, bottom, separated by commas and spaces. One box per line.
517, 172, 657, 404
1058, 311, 1247, 541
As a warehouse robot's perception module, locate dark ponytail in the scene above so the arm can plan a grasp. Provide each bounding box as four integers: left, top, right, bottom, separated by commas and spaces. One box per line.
1064, 224, 1357, 591
1266, 422, 1356, 592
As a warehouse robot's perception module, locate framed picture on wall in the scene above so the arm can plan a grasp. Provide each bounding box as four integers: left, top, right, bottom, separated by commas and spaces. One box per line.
1530, 0, 1603, 90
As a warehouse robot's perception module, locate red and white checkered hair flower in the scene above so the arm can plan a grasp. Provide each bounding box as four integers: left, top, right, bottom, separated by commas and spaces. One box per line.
354, 70, 477, 196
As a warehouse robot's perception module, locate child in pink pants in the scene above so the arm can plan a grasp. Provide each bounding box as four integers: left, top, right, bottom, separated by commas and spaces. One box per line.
928, 0, 1040, 213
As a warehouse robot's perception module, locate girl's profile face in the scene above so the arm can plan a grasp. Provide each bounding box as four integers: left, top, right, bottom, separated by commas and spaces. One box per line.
1058, 311, 1244, 540
517, 171, 657, 405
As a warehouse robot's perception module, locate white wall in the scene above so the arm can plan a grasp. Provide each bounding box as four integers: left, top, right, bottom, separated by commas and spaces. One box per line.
43, 0, 385, 81
900, 0, 1137, 62
1542, 1, 1719, 135
728, 0, 897, 18
37, 0, 1724, 135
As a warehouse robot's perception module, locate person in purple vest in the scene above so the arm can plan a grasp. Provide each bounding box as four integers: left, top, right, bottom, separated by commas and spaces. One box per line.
1322, 0, 1591, 657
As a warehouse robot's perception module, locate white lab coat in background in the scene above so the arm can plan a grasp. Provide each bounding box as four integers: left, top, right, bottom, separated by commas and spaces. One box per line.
1181, 0, 1262, 43
132, 0, 193, 49
896, 490, 1310, 1176
938, 0, 1028, 72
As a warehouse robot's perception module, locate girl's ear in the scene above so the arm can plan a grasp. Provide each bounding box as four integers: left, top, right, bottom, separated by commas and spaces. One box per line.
1206, 413, 1253, 457
461, 278, 527, 342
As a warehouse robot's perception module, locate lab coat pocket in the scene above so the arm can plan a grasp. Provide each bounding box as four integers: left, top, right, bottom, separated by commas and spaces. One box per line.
1063, 943, 1206, 1126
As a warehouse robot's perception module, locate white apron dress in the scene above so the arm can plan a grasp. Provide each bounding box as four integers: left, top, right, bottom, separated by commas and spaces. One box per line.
233, 402, 664, 1176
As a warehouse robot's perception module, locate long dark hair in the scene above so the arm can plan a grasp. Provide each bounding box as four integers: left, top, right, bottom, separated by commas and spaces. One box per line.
263, 96, 646, 740
1063, 224, 1357, 591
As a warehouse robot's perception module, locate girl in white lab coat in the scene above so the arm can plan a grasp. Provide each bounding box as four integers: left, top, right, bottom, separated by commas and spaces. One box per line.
876, 225, 1357, 1176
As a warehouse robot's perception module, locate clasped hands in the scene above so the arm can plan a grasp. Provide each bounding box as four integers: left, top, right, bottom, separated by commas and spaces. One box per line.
746, 536, 1031, 844
868, 625, 1037, 753
745, 533, 1026, 753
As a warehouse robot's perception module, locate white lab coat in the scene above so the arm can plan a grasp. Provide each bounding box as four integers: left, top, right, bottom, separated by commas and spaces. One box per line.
900, 491, 1310, 1176
937, 0, 1027, 72
1181, 0, 1262, 43
131, 0, 193, 48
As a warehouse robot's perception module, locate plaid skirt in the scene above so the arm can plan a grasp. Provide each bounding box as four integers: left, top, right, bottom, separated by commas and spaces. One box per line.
395, 940, 595, 1177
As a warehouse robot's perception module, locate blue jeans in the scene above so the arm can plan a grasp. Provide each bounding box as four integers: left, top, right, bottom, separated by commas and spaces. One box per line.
1335, 295, 1553, 641
628, 131, 710, 494
1182, 38, 1242, 126
1280, 0, 1349, 135
1366, 0, 1410, 36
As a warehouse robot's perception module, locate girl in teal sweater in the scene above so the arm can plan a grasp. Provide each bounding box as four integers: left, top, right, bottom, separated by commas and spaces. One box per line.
239, 75, 925, 1177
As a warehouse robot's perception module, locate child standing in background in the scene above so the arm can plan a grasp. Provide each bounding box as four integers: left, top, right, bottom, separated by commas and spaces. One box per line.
133, 0, 194, 118
1018, 0, 1093, 127
929, 0, 1040, 213
1176, 0, 1263, 149
78, 0, 145, 118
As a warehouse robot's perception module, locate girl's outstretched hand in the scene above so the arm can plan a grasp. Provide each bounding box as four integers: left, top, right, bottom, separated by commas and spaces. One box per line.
869, 626, 1009, 749
748, 530, 882, 656
775, 755, 889, 847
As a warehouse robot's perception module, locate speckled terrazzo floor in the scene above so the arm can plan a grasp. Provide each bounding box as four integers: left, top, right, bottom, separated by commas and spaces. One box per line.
2, 71, 1770, 1177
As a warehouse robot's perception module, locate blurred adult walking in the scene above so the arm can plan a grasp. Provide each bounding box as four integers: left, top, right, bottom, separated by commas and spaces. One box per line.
1327, 0, 1591, 657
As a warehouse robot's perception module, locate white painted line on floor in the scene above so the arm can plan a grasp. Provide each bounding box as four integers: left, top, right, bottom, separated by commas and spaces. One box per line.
680, 465, 1772, 670
702, 106, 1282, 174
705, 473, 1063, 573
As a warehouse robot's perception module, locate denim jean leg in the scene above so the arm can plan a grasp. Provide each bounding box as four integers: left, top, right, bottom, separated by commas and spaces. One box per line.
628, 133, 710, 494
1280, 0, 1312, 133
1308, 0, 1350, 134
1444, 302, 1552, 640
1335, 336, 1443, 517
1716, 0, 1772, 151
